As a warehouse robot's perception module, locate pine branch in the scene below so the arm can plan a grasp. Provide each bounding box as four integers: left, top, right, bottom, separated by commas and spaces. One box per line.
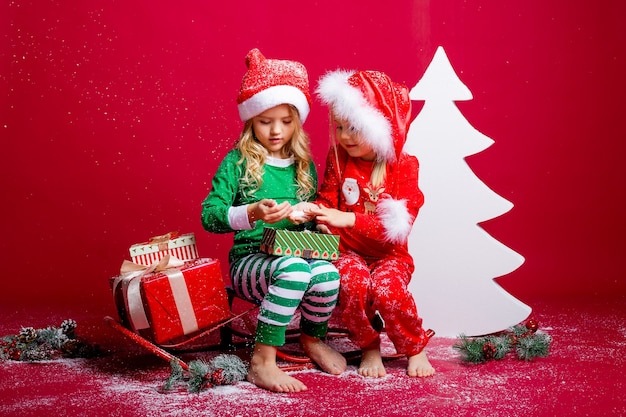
1, 319, 98, 362
515, 333, 551, 361
163, 358, 184, 391
489, 335, 512, 360
453, 334, 491, 363
161, 354, 248, 393
188, 360, 212, 393
454, 319, 551, 364
209, 354, 248, 385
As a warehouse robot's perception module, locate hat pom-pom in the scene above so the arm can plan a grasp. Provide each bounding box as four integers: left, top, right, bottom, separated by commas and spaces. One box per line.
245, 48, 264, 68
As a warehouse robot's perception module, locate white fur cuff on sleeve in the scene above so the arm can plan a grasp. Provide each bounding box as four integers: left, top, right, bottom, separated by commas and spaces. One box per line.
376, 197, 413, 244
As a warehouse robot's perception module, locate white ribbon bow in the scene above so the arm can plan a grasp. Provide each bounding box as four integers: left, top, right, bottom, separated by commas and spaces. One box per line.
112, 254, 199, 336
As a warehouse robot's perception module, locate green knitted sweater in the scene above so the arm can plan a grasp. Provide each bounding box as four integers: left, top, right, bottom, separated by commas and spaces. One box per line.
201, 149, 317, 262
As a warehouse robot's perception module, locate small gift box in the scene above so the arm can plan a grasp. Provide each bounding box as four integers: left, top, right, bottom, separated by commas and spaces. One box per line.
260, 228, 340, 261
129, 232, 198, 266
110, 256, 230, 344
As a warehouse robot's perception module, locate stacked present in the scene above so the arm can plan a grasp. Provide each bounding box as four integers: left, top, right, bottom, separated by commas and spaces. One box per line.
260, 228, 340, 261
129, 232, 199, 266
110, 232, 231, 344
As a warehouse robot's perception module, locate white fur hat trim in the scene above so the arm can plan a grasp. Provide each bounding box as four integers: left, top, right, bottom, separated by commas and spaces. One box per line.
238, 85, 310, 123
316, 70, 395, 162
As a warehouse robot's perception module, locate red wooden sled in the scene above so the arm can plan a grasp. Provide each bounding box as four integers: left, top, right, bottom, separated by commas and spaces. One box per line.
105, 288, 346, 372
105, 287, 430, 372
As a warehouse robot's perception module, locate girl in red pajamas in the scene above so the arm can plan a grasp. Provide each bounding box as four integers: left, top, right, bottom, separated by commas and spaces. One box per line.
309, 69, 435, 378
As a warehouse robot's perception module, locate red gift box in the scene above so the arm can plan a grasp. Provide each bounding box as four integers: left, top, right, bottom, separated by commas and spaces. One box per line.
111, 257, 230, 344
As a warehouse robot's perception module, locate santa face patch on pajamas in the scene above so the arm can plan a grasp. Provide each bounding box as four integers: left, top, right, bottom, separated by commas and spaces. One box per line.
342, 178, 359, 206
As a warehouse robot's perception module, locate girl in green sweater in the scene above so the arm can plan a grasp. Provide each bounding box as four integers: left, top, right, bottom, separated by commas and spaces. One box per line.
201, 49, 346, 392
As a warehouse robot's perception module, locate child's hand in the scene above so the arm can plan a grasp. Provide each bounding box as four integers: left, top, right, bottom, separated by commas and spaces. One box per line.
248, 199, 292, 224
310, 204, 356, 229
288, 202, 318, 224
315, 224, 332, 234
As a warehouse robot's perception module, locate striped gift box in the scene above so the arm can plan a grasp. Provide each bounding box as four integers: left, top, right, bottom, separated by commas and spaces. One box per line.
260, 228, 339, 260
129, 232, 199, 266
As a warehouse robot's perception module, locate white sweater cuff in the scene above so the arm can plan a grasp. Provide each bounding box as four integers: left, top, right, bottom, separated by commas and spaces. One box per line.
228, 205, 254, 230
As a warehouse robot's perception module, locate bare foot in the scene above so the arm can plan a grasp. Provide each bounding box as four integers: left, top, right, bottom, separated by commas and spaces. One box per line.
407, 350, 435, 377
247, 343, 308, 392
300, 334, 347, 375
358, 347, 386, 378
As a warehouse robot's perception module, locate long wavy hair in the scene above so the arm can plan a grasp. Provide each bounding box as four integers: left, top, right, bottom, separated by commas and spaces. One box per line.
235, 105, 316, 201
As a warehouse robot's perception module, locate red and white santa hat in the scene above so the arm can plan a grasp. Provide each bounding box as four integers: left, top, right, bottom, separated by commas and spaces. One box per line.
237, 49, 312, 123
317, 70, 415, 244
315, 69, 412, 163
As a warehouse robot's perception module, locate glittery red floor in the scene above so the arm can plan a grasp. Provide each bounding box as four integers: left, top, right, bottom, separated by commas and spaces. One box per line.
1, 296, 624, 417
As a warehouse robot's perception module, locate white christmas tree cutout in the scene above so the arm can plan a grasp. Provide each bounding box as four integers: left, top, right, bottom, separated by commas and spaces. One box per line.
405, 46, 531, 337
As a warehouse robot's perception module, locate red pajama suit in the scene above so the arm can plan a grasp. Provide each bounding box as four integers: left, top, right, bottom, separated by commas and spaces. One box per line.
317, 147, 430, 357
315, 69, 434, 357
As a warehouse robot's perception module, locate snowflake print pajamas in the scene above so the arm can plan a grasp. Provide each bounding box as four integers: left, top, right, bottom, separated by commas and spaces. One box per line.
317, 148, 430, 356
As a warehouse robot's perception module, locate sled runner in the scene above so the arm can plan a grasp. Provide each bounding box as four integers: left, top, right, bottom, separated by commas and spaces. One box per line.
106, 284, 353, 372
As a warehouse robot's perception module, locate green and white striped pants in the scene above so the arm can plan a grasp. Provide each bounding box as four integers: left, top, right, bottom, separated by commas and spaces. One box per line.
230, 253, 340, 346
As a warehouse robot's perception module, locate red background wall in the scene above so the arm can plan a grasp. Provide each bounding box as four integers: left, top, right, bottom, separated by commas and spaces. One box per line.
2, 1, 624, 312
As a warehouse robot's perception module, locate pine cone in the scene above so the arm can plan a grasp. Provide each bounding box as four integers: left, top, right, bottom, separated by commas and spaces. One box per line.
18, 327, 37, 343
60, 319, 77, 337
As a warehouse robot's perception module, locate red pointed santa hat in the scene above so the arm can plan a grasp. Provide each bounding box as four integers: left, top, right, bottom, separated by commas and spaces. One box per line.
315, 69, 412, 163
237, 49, 312, 123
317, 70, 416, 244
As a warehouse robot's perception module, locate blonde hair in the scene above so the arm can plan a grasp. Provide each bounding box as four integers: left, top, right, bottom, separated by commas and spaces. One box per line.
236, 105, 315, 201
370, 160, 387, 189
